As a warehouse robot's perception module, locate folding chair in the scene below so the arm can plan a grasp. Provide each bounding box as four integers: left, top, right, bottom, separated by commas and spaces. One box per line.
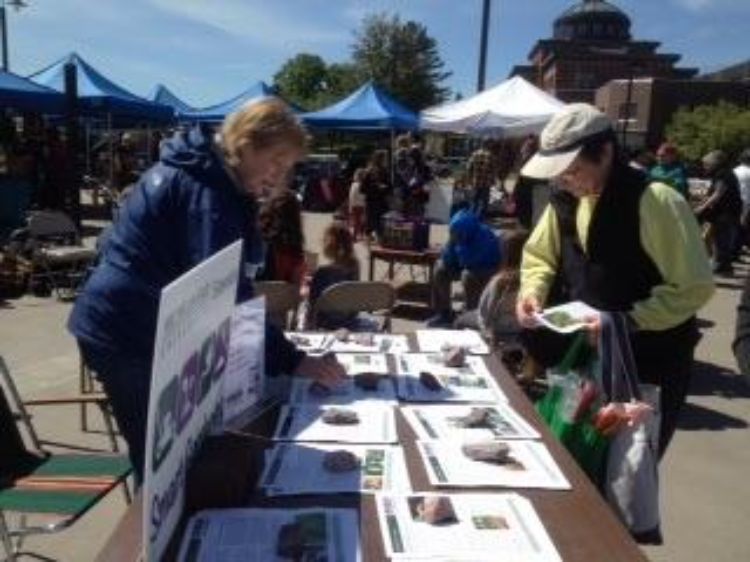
0, 356, 131, 562
310, 281, 395, 332
13, 211, 96, 300
254, 281, 301, 330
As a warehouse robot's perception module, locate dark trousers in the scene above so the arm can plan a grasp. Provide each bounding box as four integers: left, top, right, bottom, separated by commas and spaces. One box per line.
639, 355, 694, 459
432, 260, 494, 316
79, 342, 151, 483
712, 214, 739, 270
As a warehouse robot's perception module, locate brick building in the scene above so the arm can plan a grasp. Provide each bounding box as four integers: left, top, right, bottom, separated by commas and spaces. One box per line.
596, 77, 750, 150
510, 0, 697, 103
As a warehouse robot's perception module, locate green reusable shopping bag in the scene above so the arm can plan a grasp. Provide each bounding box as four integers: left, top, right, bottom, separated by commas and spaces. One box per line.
536, 333, 610, 483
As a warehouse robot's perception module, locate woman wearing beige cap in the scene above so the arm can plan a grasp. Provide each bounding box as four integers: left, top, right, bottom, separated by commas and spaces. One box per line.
515, 103, 714, 458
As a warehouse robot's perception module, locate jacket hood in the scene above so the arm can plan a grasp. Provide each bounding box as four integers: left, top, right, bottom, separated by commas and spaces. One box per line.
160, 123, 221, 174
449, 209, 481, 240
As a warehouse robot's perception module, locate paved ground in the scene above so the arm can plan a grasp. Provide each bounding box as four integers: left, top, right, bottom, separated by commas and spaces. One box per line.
1, 211, 748, 561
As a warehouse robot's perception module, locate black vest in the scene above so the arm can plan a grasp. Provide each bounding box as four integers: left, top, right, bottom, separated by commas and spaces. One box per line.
546, 163, 699, 372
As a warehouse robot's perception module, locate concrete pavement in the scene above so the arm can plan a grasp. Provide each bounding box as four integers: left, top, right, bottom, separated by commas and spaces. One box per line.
0, 211, 748, 561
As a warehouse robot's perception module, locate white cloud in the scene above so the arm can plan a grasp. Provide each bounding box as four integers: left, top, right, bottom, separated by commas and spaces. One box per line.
149, 0, 347, 49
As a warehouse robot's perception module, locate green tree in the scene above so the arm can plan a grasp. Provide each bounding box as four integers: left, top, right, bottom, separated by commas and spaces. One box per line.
273, 54, 362, 111
351, 13, 451, 111
273, 53, 328, 110
666, 102, 750, 162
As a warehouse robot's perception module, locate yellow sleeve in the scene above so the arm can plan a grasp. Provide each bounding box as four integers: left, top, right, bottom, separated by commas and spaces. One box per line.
519, 205, 560, 305
631, 182, 715, 330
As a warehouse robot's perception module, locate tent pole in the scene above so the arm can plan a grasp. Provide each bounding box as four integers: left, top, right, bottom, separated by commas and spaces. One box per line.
108, 113, 114, 191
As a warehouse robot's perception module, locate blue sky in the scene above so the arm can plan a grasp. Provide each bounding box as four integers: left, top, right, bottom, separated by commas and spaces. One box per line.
9, 0, 750, 107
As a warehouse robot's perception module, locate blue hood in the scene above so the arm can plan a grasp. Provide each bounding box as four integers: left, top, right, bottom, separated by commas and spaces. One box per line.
443, 210, 501, 271
160, 123, 225, 177
449, 209, 482, 241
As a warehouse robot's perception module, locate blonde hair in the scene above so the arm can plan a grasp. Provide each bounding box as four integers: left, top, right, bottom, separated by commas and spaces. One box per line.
220, 98, 308, 168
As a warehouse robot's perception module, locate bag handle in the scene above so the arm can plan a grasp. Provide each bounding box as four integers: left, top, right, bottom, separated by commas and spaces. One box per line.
599, 312, 642, 403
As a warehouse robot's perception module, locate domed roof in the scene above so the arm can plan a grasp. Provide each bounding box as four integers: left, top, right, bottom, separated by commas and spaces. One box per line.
554, 0, 631, 41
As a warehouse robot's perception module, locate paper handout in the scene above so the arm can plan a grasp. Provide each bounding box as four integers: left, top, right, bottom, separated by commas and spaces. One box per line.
534, 301, 599, 334
416, 329, 490, 354
178, 507, 361, 562
260, 443, 411, 496
273, 404, 398, 444
401, 404, 540, 441
416, 440, 570, 490
375, 492, 561, 561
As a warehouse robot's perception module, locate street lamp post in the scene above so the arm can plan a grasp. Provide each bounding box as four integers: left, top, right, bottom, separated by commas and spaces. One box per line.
476, 0, 491, 92
0, 0, 28, 72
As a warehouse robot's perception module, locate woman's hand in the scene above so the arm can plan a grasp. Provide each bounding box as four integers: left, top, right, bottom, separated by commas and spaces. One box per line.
516, 295, 541, 328
583, 314, 602, 347
293, 353, 347, 388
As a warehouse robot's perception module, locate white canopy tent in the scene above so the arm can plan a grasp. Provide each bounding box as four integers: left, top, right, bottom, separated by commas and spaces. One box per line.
420, 76, 564, 137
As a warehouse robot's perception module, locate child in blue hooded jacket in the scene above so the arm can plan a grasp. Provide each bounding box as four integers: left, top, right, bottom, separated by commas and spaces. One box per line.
427, 209, 502, 326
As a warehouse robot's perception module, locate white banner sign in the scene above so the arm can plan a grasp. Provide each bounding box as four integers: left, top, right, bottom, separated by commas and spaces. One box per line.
143, 240, 242, 561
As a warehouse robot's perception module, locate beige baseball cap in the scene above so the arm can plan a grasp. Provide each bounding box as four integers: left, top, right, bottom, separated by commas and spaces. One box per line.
521, 103, 613, 179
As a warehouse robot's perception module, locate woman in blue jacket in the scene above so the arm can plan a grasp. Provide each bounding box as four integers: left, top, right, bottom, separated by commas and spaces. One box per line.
69, 99, 345, 480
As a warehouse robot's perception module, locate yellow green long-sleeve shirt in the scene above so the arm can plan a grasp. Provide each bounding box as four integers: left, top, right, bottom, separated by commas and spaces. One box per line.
520, 181, 715, 331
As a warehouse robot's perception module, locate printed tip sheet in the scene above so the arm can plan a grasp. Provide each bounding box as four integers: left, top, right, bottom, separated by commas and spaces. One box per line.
178, 507, 361, 562
396, 353, 506, 403
416, 329, 490, 355
416, 440, 570, 490
533, 301, 599, 334
273, 404, 398, 444
401, 404, 540, 441
375, 493, 561, 561
260, 443, 411, 496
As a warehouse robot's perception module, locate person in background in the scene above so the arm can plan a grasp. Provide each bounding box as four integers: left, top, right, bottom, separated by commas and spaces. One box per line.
308, 223, 361, 330
695, 149, 742, 276
629, 148, 655, 175
361, 149, 391, 240
513, 136, 541, 230
454, 228, 528, 348
258, 189, 306, 287
732, 272, 750, 388
466, 140, 497, 219
516, 103, 714, 458
733, 148, 750, 252
427, 209, 502, 327
69, 99, 345, 481
113, 132, 138, 191
649, 142, 688, 198
348, 168, 366, 240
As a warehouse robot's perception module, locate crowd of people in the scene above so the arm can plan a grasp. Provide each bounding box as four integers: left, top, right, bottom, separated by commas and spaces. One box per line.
63, 92, 750, 498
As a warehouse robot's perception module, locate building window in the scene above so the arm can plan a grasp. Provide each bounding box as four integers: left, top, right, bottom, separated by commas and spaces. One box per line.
618, 102, 638, 120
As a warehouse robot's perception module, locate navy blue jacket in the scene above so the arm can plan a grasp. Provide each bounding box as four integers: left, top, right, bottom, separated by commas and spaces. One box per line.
68, 124, 303, 375
442, 209, 502, 271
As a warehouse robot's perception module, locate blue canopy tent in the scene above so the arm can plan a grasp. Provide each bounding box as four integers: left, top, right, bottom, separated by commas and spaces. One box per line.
149, 84, 195, 118
0, 69, 65, 114
29, 53, 173, 123
301, 82, 418, 130
182, 81, 275, 122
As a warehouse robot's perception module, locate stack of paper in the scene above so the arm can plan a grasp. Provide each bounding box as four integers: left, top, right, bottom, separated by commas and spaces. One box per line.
260, 443, 411, 496
375, 493, 561, 561
416, 440, 570, 490
273, 404, 398, 444
178, 508, 361, 562
284, 332, 410, 354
